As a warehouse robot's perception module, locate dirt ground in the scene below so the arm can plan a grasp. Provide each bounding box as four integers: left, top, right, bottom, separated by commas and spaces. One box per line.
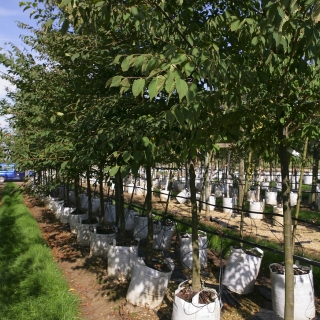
23, 188, 320, 320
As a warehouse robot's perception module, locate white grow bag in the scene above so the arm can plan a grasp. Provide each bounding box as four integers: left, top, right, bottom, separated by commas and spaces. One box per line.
133, 216, 148, 240
124, 209, 138, 231
290, 192, 298, 206
176, 189, 190, 204
90, 229, 116, 257
59, 206, 74, 224
107, 240, 138, 279
80, 194, 88, 210
180, 232, 207, 269
222, 247, 264, 294
171, 280, 220, 320
77, 220, 99, 246
249, 200, 265, 220
223, 197, 233, 214
265, 191, 278, 206
69, 212, 88, 234
126, 258, 173, 309
104, 204, 116, 223
270, 263, 315, 320
91, 198, 100, 214
153, 221, 175, 250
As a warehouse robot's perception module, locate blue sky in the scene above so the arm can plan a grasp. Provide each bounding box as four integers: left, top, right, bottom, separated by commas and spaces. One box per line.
0, 0, 38, 127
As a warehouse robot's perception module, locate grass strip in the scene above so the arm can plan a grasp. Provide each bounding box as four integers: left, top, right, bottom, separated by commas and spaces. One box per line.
0, 183, 81, 320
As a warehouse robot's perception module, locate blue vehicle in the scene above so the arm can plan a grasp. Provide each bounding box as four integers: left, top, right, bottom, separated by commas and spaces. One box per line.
0, 163, 30, 183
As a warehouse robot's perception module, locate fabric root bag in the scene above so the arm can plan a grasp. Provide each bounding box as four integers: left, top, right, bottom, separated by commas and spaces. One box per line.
171, 280, 220, 320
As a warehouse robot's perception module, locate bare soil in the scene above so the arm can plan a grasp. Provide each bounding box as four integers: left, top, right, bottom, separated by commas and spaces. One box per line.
23, 189, 320, 320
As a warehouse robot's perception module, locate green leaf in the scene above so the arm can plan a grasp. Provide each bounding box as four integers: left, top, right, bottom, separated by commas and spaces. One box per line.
121, 57, 130, 72
175, 78, 188, 101
314, 1, 320, 23
123, 151, 131, 162
133, 150, 142, 162
184, 61, 195, 76
148, 75, 166, 100
113, 55, 122, 64
186, 82, 197, 105
61, 161, 68, 170
171, 53, 188, 65
61, 19, 69, 34
132, 78, 145, 97
109, 165, 119, 176
174, 109, 185, 125
142, 136, 150, 147
251, 36, 259, 45
60, 0, 72, 7
231, 19, 241, 31
165, 72, 175, 94
109, 76, 123, 87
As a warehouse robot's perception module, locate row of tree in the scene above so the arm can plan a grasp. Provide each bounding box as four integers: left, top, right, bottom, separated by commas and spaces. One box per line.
1, 1, 320, 318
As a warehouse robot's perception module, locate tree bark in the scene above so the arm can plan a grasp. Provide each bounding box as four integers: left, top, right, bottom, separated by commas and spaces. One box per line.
115, 171, 125, 242
278, 124, 294, 320
292, 137, 308, 249
86, 169, 93, 222
189, 151, 201, 292
311, 143, 319, 209
98, 164, 105, 225
145, 165, 153, 266
74, 173, 81, 212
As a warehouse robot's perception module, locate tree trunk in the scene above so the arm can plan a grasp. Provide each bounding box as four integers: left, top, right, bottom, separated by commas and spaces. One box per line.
292, 137, 308, 248
98, 164, 105, 225
205, 152, 213, 217
238, 158, 245, 210
240, 151, 252, 245
86, 169, 93, 222
278, 125, 294, 320
145, 165, 153, 266
115, 171, 125, 242
74, 173, 81, 212
189, 151, 201, 292
311, 142, 319, 209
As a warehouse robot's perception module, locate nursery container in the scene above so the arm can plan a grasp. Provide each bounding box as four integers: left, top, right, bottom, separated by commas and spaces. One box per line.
265, 191, 278, 206
290, 192, 298, 207
249, 200, 264, 220
171, 280, 220, 320
180, 232, 207, 269
223, 197, 233, 214
153, 221, 174, 250
159, 190, 170, 202
77, 219, 99, 246
222, 246, 264, 294
303, 173, 312, 185
127, 183, 134, 194
90, 228, 116, 257
126, 258, 174, 309
80, 194, 88, 210
209, 195, 216, 211
107, 240, 138, 279
176, 189, 190, 204
133, 215, 148, 240
124, 208, 138, 231
59, 206, 74, 224
270, 263, 315, 320
91, 198, 100, 214
69, 211, 88, 234
104, 203, 116, 223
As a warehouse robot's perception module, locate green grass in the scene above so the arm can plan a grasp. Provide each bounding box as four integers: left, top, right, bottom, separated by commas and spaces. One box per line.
0, 183, 80, 320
